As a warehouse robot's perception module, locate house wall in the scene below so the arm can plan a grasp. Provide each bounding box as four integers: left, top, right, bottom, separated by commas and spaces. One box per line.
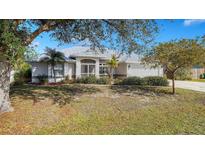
31, 62, 75, 83
115, 63, 127, 76
127, 63, 163, 77
64, 63, 75, 79
192, 68, 205, 79
75, 57, 99, 79
31, 62, 48, 83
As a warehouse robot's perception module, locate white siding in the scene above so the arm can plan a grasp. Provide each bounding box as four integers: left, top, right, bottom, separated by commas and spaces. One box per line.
31, 62, 48, 83
31, 62, 76, 83
95, 59, 100, 78
64, 63, 75, 79
76, 58, 81, 78
115, 63, 127, 75
127, 63, 163, 77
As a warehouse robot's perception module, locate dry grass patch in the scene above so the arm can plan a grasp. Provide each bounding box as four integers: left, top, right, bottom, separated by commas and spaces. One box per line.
0, 84, 205, 134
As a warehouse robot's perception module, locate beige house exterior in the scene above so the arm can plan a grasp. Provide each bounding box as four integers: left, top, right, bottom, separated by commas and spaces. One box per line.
30, 46, 163, 83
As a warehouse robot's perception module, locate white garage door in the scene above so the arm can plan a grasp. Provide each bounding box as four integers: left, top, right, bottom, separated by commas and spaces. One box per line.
127, 64, 163, 77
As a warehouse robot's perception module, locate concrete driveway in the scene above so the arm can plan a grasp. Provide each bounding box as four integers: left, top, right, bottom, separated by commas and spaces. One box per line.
169, 80, 205, 92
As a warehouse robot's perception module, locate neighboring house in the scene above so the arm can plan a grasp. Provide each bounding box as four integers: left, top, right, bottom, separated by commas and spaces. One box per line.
192, 66, 205, 79
30, 46, 163, 83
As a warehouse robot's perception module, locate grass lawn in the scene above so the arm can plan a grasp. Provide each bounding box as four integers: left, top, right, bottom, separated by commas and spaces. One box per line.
0, 84, 205, 135
191, 79, 205, 82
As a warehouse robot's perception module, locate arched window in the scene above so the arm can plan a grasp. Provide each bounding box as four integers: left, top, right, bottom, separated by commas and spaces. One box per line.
81, 59, 96, 64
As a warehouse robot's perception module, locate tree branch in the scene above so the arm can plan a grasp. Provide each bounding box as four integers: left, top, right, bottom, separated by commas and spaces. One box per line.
13, 19, 26, 31
102, 19, 124, 35
24, 21, 57, 45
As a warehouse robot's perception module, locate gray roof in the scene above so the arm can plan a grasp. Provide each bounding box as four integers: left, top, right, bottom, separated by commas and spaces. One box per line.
32, 46, 142, 63
61, 46, 142, 63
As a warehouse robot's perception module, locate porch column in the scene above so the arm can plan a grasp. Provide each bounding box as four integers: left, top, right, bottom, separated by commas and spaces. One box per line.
76, 58, 81, 79
95, 59, 99, 78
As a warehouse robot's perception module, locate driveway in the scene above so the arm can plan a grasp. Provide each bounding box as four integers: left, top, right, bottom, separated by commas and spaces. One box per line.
169, 80, 205, 92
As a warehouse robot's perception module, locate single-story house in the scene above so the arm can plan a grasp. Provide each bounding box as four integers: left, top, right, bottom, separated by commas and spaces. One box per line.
30, 46, 163, 83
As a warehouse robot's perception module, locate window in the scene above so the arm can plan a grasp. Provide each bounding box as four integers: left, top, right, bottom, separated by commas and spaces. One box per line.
51, 64, 64, 77
100, 66, 108, 75
81, 59, 96, 77
99, 63, 108, 75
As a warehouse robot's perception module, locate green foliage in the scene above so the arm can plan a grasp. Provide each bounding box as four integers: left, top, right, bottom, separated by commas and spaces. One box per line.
24, 47, 38, 61
42, 47, 66, 64
14, 63, 31, 85
36, 75, 48, 84
41, 47, 65, 82
143, 38, 205, 93
106, 54, 119, 68
175, 67, 192, 80
0, 21, 27, 68
106, 54, 119, 79
120, 77, 146, 85
113, 78, 123, 85
1, 19, 158, 68
199, 73, 205, 79
144, 76, 169, 86
76, 76, 109, 84
144, 39, 205, 75
76, 76, 97, 84
96, 77, 110, 84
118, 76, 168, 86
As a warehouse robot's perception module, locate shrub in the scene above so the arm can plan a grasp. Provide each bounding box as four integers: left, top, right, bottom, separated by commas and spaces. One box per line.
14, 67, 31, 85
120, 77, 146, 85
200, 73, 205, 79
96, 77, 110, 84
76, 76, 110, 84
36, 75, 48, 84
76, 75, 97, 84
113, 78, 123, 85
144, 76, 169, 86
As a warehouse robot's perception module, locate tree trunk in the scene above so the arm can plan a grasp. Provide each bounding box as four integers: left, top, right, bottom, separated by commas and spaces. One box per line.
54, 71, 56, 83
172, 76, 175, 94
111, 68, 113, 80
51, 65, 56, 83
0, 62, 13, 113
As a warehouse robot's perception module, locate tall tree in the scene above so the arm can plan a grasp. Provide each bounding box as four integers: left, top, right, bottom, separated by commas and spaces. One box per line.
0, 19, 158, 113
41, 47, 65, 83
143, 39, 205, 94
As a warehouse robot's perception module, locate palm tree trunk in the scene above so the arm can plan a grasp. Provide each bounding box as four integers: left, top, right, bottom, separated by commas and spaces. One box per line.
0, 62, 13, 113
52, 64, 56, 83
54, 69, 56, 83
111, 68, 113, 80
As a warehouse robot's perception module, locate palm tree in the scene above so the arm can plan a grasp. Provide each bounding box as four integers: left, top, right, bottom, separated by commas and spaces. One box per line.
106, 54, 119, 81
41, 47, 65, 83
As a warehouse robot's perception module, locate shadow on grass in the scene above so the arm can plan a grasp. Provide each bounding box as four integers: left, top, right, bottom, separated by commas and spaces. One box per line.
10, 84, 101, 106
111, 85, 173, 96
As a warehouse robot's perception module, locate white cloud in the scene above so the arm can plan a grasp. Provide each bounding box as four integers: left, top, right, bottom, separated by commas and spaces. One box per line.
184, 19, 205, 26
32, 41, 40, 47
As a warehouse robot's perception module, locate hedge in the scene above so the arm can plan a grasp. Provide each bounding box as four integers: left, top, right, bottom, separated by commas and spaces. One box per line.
76, 76, 109, 84
119, 76, 168, 86
144, 76, 169, 86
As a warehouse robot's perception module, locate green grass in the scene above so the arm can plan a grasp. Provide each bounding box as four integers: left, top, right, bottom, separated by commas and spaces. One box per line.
191, 79, 205, 82
0, 84, 205, 134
